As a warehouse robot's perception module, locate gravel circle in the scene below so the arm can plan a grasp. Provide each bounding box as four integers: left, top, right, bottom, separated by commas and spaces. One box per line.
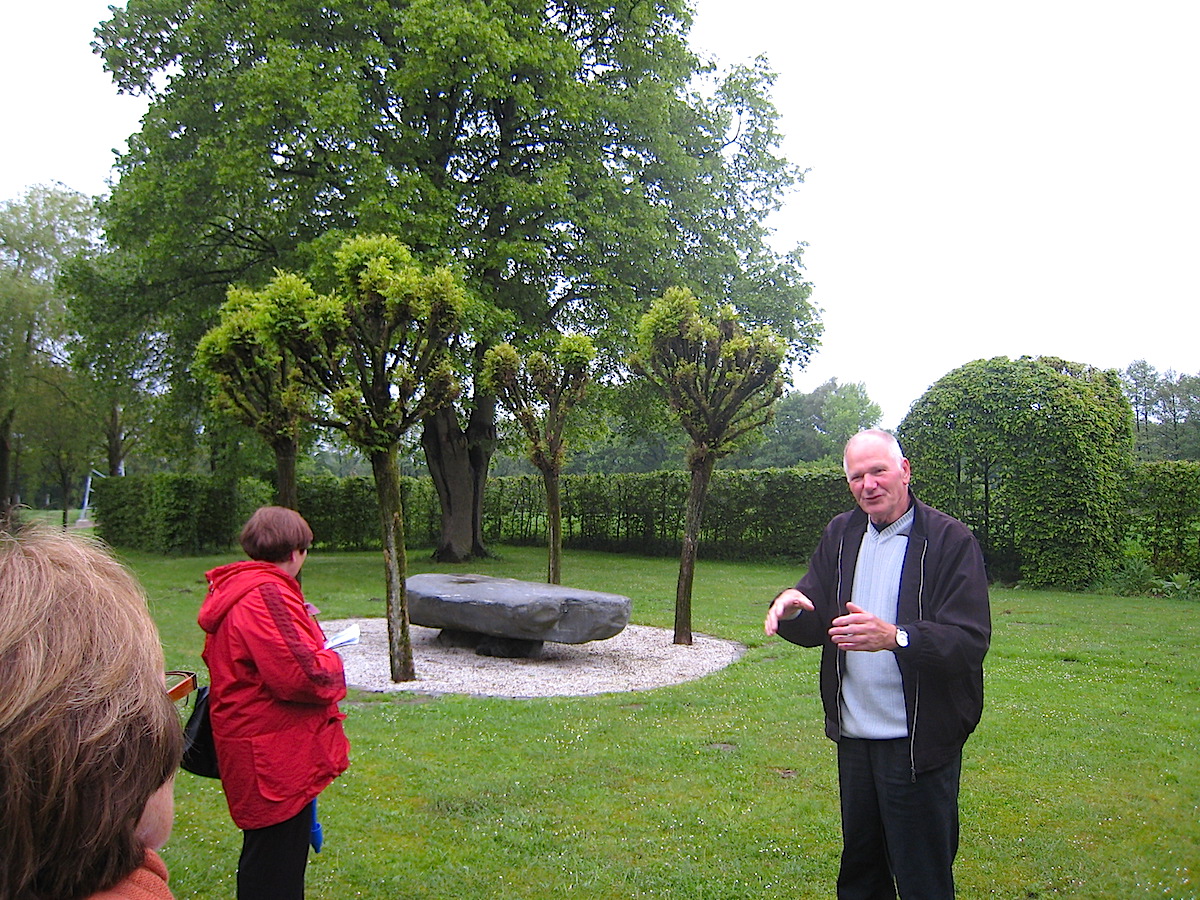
323, 618, 745, 699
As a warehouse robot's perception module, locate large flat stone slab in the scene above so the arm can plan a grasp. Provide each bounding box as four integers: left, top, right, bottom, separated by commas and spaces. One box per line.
406, 573, 631, 645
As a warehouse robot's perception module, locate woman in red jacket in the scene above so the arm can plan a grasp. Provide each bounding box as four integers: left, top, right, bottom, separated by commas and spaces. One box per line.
200, 507, 350, 900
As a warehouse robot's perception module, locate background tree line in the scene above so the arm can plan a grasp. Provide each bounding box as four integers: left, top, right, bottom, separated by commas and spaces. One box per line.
1121, 359, 1200, 461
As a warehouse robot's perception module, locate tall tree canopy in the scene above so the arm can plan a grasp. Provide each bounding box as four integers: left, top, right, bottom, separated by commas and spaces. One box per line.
898, 355, 1134, 589
1121, 360, 1200, 462
0, 185, 99, 519
723, 378, 881, 469
94, 0, 819, 556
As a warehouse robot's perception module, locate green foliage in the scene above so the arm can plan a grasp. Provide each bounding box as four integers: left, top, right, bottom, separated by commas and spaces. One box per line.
630, 286, 789, 639
1099, 556, 1158, 597
0, 185, 100, 512
900, 356, 1135, 589
258, 233, 468, 451
296, 474, 439, 552
93, 0, 819, 557
630, 287, 786, 469
194, 280, 309, 440
482, 333, 598, 581
89, 472, 148, 549
1121, 359, 1200, 461
95, 0, 814, 359
483, 334, 596, 474
93, 473, 241, 554
1151, 572, 1198, 601
90, 456, 1199, 589
723, 379, 882, 469
1127, 460, 1200, 576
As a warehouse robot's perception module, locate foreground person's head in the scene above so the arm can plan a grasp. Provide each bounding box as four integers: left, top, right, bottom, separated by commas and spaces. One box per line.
0, 526, 182, 899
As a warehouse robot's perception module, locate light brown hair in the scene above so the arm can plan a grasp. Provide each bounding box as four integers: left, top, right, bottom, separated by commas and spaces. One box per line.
239, 505, 314, 562
0, 527, 182, 899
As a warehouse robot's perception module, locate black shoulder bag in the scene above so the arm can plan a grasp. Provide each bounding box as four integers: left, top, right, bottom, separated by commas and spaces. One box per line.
181, 685, 221, 778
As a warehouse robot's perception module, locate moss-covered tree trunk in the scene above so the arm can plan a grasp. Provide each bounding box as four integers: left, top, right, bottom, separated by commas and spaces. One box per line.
371, 444, 414, 682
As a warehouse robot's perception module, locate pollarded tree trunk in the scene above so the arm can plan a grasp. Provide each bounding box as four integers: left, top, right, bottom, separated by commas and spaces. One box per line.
370, 443, 414, 682
675, 452, 716, 646
542, 467, 562, 585
421, 396, 497, 562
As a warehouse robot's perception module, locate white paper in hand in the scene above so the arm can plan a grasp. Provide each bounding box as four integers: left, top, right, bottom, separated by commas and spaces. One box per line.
324, 622, 360, 650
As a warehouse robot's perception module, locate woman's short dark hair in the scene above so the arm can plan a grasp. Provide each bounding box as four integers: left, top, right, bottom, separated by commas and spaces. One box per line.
239, 506, 314, 562
0, 526, 182, 899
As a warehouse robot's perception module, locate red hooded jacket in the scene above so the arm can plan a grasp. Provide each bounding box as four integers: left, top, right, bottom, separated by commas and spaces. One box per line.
199, 561, 349, 830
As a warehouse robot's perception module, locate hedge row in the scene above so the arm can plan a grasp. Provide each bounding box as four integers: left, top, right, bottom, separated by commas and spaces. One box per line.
92, 463, 1200, 581
484, 469, 851, 559
1126, 461, 1200, 575
93, 474, 445, 555
93, 467, 851, 560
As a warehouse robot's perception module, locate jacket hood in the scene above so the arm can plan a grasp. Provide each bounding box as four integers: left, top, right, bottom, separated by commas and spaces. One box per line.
199, 560, 297, 634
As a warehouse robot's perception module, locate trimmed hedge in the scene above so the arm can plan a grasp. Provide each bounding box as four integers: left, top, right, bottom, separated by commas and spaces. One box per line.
1127, 461, 1200, 576
93, 468, 850, 560
91, 463, 1200, 584
483, 468, 852, 560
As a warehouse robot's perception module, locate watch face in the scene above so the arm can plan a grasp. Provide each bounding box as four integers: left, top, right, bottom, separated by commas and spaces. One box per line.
896, 628, 909, 648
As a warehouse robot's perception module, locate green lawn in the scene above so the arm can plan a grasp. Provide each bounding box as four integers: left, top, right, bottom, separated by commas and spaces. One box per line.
123, 545, 1199, 899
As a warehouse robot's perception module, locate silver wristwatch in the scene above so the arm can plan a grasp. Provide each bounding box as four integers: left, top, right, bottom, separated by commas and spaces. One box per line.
895, 627, 909, 649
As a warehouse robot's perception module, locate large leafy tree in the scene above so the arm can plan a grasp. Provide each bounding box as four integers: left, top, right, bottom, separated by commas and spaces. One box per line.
0, 185, 99, 520
483, 333, 596, 584
898, 355, 1134, 588
723, 378, 881, 469
630, 286, 785, 644
17, 362, 102, 527
252, 233, 469, 681
1121, 360, 1200, 462
94, 0, 817, 558
59, 250, 165, 478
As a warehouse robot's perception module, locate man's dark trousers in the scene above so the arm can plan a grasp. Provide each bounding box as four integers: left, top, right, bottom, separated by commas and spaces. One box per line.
836, 737, 961, 900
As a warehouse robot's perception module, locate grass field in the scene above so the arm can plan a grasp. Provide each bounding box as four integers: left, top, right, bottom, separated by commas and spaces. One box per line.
118, 543, 1199, 899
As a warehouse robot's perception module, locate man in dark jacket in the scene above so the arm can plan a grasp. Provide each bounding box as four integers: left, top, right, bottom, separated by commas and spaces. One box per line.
765, 430, 990, 900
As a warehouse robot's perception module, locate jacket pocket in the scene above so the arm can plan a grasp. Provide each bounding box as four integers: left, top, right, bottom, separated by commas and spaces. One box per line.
250, 722, 318, 802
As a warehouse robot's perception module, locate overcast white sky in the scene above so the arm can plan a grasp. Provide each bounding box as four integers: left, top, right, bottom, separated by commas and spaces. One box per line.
4, 1, 1197, 426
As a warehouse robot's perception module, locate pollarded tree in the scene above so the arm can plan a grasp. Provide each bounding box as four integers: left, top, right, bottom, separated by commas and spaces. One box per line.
630, 286, 786, 644
483, 333, 596, 584
94, 1, 817, 560
898, 355, 1134, 588
249, 234, 470, 681
194, 286, 310, 509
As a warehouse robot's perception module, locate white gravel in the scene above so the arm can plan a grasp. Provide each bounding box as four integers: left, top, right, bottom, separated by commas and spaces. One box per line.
322, 618, 745, 699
